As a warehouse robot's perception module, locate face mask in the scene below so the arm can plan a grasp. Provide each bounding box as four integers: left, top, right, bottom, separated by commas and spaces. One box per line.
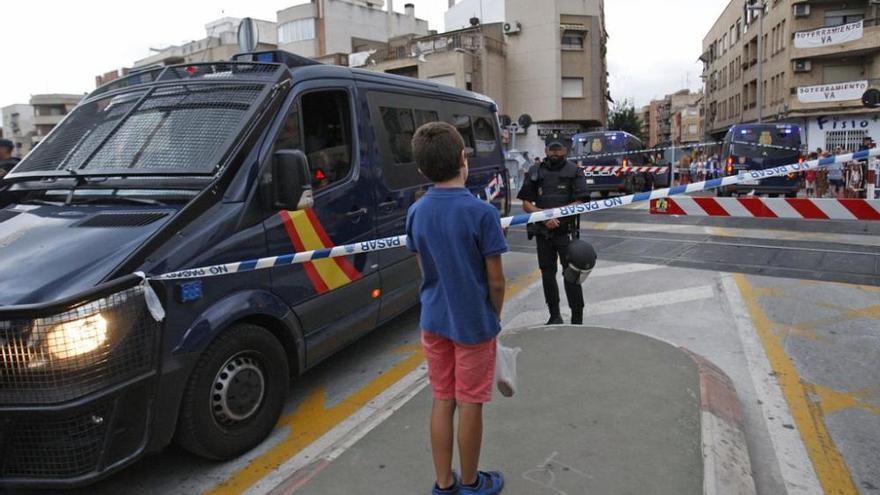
547, 155, 566, 167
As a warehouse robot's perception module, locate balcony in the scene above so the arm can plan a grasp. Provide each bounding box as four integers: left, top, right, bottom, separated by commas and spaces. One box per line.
355, 28, 506, 67
33, 114, 65, 126
791, 19, 880, 60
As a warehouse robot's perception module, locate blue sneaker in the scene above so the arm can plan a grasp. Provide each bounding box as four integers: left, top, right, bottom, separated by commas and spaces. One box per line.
459, 471, 504, 495
432, 471, 460, 494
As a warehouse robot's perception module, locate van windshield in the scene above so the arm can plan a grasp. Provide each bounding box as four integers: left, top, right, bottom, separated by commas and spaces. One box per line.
12, 83, 267, 177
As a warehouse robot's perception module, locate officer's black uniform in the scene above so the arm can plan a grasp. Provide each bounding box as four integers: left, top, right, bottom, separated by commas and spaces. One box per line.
516, 134, 591, 324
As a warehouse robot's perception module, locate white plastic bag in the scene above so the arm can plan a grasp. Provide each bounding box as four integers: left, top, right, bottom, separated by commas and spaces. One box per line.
495, 340, 522, 397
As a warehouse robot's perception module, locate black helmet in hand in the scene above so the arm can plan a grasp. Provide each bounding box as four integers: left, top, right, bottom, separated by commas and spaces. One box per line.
563, 240, 597, 285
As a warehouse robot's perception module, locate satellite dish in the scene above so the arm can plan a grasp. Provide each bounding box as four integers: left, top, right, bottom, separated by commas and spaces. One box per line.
862, 88, 880, 109
499, 114, 513, 127
517, 114, 533, 129
237, 18, 259, 53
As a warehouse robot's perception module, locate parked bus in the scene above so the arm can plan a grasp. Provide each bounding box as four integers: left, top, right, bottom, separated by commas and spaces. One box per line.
0, 50, 509, 488
570, 131, 655, 196
717, 123, 804, 197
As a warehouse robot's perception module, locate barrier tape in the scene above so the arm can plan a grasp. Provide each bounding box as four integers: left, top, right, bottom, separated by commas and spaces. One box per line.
582, 166, 668, 174
152, 147, 880, 281
566, 139, 804, 161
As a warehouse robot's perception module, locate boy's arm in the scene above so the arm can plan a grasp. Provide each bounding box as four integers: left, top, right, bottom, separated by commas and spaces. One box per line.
485, 255, 505, 320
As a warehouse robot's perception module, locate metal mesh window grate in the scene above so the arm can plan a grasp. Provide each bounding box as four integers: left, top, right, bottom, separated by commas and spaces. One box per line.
13, 83, 264, 175
1, 403, 110, 478
158, 62, 279, 82
0, 286, 159, 404
16, 91, 147, 173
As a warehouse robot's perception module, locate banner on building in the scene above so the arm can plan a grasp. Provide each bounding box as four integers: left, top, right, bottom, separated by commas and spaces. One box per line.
797, 80, 868, 104
794, 20, 863, 49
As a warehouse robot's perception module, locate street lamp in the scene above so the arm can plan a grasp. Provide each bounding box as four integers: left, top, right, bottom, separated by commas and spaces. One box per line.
745, 0, 767, 123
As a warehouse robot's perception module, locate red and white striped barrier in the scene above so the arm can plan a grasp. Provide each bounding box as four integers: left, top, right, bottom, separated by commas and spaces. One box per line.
581, 166, 668, 174
650, 197, 880, 221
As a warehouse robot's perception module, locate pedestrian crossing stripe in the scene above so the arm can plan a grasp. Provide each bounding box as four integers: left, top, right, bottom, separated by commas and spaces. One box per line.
280, 210, 361, 293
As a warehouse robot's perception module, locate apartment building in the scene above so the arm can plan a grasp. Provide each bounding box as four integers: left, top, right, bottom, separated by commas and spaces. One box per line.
358, 23, 508, 108
133, 17, 278, 68
1, 104, 35, 158
702, 0, 880, 151
277, 0, 429, 59
353, 0, 608, 159
30, 94, 82, 145
642, 90, 703, 147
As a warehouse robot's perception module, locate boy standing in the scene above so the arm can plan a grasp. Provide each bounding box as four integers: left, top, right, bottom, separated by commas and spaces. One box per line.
407, 122, 507, 495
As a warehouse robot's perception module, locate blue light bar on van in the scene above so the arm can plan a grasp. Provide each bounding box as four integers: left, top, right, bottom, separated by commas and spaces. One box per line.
256, 52, 276, 63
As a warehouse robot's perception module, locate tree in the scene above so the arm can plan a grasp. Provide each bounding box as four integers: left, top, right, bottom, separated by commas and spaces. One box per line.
607, 100, 645, 141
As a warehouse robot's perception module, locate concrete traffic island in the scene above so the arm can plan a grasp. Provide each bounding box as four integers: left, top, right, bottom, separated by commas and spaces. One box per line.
285, 326, 756, 495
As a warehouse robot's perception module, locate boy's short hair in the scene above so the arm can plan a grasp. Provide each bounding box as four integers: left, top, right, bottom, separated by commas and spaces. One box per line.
412, 121, 465, 183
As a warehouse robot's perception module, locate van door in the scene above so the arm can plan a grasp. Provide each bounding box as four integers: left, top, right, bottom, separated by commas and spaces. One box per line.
262, 81, 380, 367
362, 90, 439, 323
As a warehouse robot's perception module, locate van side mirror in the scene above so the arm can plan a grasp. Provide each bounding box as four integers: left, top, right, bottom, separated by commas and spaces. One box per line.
272, 150, 314, 211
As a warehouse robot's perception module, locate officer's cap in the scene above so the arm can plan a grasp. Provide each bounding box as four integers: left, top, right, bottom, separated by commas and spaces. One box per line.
0, 139, 13, 151
544, 133, 570, 149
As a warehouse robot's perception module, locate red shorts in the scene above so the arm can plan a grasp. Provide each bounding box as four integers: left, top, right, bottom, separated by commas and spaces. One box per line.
421, 330, 496, 404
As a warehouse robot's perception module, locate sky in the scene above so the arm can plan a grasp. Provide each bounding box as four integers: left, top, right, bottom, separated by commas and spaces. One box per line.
1, 0, 728, 115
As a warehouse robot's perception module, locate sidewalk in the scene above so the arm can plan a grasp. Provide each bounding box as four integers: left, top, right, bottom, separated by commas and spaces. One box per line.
281, 326, 756, 495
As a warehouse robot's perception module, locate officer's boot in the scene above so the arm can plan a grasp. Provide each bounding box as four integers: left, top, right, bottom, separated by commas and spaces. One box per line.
570, 308, 583, 325
546, 304, 563, 325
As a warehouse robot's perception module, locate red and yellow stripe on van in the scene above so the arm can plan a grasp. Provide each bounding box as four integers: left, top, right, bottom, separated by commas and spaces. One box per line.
279, 210, 361, 293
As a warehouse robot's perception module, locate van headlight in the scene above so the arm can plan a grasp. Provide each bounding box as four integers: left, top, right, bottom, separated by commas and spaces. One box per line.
45, 314, 108, 359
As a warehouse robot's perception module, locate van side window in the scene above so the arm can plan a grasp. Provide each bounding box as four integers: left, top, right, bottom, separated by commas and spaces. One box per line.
452, 115, 476, 156
272, 90, 353, 191
381, 107, 416, 164
274, 90, 352, 191
472, 116, 497, 154
380, 107, 439, 164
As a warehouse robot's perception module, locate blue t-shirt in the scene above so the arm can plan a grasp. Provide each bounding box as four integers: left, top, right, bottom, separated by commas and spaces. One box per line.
406, 187, 508, 344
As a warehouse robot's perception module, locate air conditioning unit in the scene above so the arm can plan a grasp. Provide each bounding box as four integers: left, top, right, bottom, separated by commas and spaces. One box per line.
793, 3, 810, 17
793, 59, 812, 73
503, 21, 522, 35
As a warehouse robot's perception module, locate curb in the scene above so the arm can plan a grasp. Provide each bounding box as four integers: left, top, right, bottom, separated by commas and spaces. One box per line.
685, 350, 757, 495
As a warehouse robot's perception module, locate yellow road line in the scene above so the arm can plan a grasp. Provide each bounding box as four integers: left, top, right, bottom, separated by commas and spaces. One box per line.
206, 268, 541, 495
733, 274, 858, 495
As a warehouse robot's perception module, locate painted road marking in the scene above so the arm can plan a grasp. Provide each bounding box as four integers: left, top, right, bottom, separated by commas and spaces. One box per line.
726, 273, 859, 494
720, 274, 821, 495
206, 268, 542, 495
589, 262, 663, 278
587, 285, 715, 317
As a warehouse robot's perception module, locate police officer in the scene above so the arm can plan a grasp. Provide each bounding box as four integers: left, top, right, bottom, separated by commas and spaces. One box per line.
517, 133, 591, 325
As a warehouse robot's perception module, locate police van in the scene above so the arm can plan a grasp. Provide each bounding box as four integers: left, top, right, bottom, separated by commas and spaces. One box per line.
570, 131, 654, 197
717, 123, 804, 197
0, 50, 508, 488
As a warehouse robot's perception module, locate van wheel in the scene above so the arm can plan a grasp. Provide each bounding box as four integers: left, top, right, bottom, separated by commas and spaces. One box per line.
175, 323, 289, 460
600, 191, 610, 199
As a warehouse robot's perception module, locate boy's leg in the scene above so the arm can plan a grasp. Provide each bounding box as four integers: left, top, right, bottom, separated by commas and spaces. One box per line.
422, 331, 458, 489
453, 338, 497, 486
457, 402, 483, 486
432, 399, 457, 489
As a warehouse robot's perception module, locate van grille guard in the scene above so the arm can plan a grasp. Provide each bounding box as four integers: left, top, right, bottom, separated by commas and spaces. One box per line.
0, 275, 160, 405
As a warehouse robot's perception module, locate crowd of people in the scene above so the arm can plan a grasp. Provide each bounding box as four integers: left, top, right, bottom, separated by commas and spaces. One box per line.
669, 135, 877, 199
675, 151, 722, 185
804, 136, 876, 199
